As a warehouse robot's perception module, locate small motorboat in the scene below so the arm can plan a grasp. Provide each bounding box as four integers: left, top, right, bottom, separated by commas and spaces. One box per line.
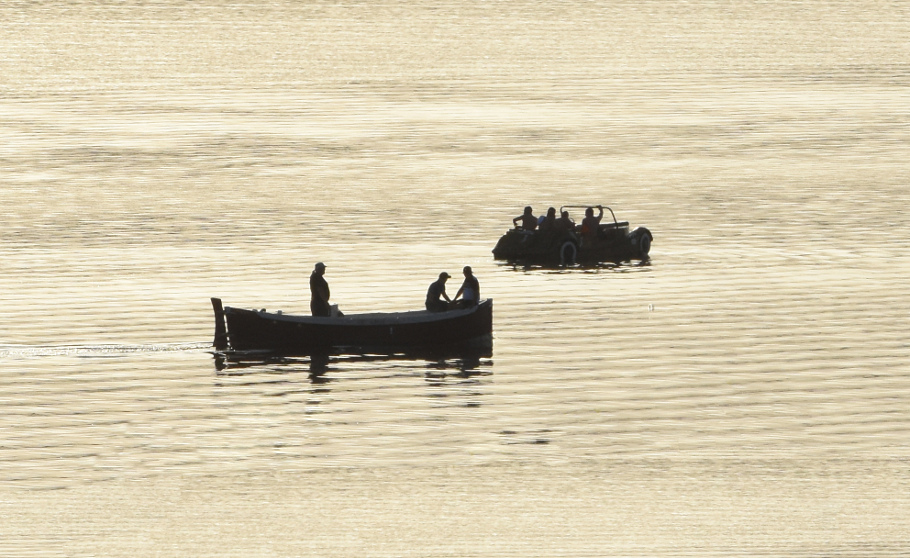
211, 298, 493, 355
492, 205, 653, 265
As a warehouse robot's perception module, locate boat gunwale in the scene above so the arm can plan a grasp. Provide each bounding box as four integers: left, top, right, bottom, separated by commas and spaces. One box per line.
224, 298, 492, 326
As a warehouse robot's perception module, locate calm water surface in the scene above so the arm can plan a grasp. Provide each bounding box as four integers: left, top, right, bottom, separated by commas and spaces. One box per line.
2, 1, 910, 556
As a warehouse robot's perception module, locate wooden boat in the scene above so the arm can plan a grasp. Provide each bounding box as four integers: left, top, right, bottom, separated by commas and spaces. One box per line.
211, 298, 493, 354
492, 205, 652, 265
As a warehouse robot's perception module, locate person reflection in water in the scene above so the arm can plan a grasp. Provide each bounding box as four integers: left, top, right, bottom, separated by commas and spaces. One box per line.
425, 271, 452, 312
309, 262, 332, 317
454, 265, 480, 309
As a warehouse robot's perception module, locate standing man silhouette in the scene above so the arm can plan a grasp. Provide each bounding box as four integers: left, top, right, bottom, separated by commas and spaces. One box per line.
309, 262, 331, 317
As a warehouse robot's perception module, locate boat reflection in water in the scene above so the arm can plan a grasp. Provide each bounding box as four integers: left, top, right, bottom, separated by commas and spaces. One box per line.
213, 345, 492, 381
497, 258, 652, 274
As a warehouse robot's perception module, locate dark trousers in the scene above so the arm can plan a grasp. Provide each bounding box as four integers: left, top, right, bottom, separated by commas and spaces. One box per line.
311, 299, 331, 317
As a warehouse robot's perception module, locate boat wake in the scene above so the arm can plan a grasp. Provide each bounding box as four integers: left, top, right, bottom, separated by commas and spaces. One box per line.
0, 342, 212, 359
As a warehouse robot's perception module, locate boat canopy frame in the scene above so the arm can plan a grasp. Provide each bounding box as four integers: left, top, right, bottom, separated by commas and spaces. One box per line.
560, 205, 618, 225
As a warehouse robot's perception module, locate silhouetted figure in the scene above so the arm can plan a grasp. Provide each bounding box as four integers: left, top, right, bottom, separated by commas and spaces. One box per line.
309, 262, 331, 317
425, 272, 452, 312
513, 206, 538, 230
581, 205, 604, 239
538, 207, 557, 233
454, 265, 480, 308
556, 210, 575, 233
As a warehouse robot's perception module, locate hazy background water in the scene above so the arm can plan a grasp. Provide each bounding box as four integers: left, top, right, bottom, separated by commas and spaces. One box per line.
2, 1, 910, 556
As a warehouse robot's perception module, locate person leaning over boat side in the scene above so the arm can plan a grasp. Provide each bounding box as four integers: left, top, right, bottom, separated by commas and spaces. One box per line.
309, 262, 332, 317
425, 272, 452, 312
513, 206, 538, 230
580, 205, 604, 240
454, 265, 480, 309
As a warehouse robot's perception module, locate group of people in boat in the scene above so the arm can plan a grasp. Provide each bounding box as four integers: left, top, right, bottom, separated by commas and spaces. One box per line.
513, 205, 605, 241
309, 262, 480, 317
425, 266, 480, 312
307, 206, 606, 317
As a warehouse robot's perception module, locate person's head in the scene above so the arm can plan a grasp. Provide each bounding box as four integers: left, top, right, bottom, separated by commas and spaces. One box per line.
547, 207, 556, 218
523, 205, 533, 215
463, 265, 472, 276
314, 262, 326, 275
585, 207, 594, 218
439, 271, 450, 282
561, 210, 570, 219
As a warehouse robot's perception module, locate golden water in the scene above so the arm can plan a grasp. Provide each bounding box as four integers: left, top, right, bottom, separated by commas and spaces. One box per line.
2, 1, 910, 555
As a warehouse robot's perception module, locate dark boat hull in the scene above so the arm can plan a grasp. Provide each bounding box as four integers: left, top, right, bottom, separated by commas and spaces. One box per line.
219, 299, 493, 354
492, 224, 652, 264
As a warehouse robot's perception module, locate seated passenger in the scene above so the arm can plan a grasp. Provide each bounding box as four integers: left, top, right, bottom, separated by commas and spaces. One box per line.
453, 265, 480, 309
425, 272, 453, 312
538, 207, 557, 233
555, 210, 575, 233
512, 206, 538, 230
580, 205, 604, 239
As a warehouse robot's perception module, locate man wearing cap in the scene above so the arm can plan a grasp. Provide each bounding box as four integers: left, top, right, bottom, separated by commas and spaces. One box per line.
425, 271, 452, 312
454, 265, 480, 309
310, 262, 332, 317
